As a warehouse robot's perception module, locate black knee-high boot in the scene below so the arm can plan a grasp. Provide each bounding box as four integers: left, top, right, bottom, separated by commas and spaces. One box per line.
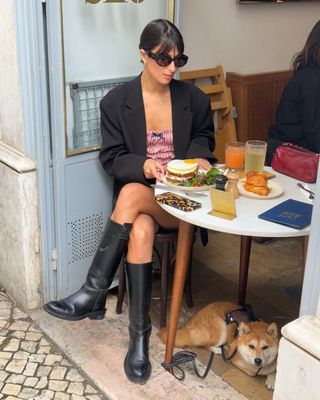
124, 261, 153, 384
44, 218, 132, 321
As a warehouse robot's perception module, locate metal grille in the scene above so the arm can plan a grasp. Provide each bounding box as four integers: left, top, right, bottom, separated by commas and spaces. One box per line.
69, 77, 133, 150
68, 212, 104, 263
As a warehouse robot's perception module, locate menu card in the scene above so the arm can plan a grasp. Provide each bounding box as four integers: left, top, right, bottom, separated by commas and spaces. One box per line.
209, 189, 237, 220
258, 199, 313, 229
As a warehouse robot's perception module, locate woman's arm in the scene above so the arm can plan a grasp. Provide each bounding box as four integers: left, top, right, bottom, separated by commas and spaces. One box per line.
99, 94, 156, 185
300, 83, 320, 153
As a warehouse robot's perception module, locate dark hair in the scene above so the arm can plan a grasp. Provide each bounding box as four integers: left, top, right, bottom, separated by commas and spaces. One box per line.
292, 19, 320, 71
139, 19, 185, 55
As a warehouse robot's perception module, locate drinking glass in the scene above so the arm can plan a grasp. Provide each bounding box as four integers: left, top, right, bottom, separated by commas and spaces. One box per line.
244, 140, 267, 173
225, 142, 246, 171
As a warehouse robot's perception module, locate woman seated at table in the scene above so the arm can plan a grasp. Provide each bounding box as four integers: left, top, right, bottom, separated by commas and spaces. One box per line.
266, 19, 320, 164
43, 19, 216, 384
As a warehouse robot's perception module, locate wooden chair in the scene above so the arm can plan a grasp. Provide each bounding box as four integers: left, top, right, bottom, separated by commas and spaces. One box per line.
116, 229, 194, 328
180, 65, 237, 163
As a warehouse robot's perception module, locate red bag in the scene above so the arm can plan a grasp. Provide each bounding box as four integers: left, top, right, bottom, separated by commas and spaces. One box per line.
271, 143, 319, 183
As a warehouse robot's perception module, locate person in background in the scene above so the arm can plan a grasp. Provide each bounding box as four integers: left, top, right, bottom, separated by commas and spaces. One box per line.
267, 19, 320, 164
44, 19, 216, 384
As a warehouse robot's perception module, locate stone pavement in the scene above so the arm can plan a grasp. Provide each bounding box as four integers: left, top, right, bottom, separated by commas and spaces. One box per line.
0, 285, 246, 400
0, 289, 105, 400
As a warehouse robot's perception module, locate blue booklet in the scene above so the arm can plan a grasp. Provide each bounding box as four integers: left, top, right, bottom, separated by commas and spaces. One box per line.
258, 199, 313, 229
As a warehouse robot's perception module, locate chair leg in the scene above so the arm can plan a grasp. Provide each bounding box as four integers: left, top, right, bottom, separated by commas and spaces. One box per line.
116, 256, 126, 314
184, 233, 196, 308
238, 235, 252, 306
185, 259, 194, 308
160, 242, 169, 328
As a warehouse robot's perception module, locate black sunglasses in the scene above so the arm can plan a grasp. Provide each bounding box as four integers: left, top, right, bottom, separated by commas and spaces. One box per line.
146, 51, 188, 68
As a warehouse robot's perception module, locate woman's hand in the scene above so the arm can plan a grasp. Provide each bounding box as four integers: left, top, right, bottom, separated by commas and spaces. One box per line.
194, 158, 212, 171
143, 159, 165, 181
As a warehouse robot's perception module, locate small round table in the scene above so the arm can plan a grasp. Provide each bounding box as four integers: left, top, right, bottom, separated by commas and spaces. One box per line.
155, 168, 314, 367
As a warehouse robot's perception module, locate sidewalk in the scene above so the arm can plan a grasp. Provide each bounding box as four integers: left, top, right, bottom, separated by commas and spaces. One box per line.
0, 288, 245, 400
0, 289, 105, 400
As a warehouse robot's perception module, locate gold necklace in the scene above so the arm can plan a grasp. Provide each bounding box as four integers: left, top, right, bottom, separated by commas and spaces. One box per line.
150, 96, 165, 105
145, 91, 168, 106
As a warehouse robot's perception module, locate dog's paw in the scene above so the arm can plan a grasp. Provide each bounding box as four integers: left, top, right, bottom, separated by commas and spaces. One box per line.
265, 373, 276, 390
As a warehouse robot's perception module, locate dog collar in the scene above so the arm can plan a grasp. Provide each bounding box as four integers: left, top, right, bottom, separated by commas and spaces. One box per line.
225, 304, 258, 337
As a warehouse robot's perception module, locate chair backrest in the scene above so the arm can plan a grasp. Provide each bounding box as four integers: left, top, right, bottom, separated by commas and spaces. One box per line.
180, 65, 237, 163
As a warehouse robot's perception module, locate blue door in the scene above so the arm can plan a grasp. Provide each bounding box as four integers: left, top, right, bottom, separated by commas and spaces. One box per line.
45, 0, 176, 300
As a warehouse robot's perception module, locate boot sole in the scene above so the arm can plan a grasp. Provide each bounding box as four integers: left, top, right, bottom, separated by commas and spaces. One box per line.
43, 305, 105, 321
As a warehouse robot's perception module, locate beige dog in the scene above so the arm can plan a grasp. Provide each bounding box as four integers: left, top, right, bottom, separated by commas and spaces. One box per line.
159, 301, 279, 390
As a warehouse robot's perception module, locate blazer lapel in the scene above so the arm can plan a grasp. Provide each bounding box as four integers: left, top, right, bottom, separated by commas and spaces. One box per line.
170, 81, 193, 159
122, 77, 192, 158
123, 76, 147, 156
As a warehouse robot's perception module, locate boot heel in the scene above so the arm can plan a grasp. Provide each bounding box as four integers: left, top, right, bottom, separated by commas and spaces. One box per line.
88, 310, 106, 320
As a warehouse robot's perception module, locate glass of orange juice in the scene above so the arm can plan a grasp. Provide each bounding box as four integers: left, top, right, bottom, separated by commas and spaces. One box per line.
225, 142, 246, 171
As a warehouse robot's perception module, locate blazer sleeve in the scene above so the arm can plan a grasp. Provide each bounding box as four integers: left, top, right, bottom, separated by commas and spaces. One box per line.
99, 92, 155, 185
186, 86, 216, 163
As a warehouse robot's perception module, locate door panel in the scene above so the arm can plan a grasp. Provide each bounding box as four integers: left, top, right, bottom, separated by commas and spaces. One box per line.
46, 0, 174, 299
64, 158, 113, 297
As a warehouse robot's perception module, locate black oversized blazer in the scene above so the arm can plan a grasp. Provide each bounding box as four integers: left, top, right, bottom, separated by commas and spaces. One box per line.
99, 75, 216, 193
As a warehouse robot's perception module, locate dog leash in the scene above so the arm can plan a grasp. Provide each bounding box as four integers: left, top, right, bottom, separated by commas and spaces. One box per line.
220, 344, 237, 362
161, 350, 215, 381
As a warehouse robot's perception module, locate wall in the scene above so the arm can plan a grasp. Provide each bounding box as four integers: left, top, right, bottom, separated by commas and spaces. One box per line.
0, 1, 41, 310
0, 157, 41, 310
179, 0, 320, 74
0, 1, 24, 150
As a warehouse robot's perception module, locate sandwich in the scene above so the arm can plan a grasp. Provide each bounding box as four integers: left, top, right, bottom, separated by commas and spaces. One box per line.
244, 171, 269, 196
165, 159, 199, 185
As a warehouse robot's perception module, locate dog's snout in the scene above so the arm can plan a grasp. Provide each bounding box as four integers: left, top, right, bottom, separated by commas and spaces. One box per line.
254, 358, 262, 366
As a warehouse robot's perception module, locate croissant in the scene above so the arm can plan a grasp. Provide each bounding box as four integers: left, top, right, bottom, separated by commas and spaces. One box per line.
244, 171, 269, 196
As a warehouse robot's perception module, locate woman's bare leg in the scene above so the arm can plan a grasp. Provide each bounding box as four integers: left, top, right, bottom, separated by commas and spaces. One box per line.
127, 214, 156, 263
112, 183, 178, 229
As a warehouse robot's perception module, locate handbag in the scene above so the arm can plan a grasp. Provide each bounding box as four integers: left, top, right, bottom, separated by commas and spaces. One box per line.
271, 142, 319, 183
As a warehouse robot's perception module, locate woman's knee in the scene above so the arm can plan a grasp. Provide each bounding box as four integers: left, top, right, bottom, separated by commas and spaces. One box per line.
129, 216, 156, 245
119, 182, 151, 199
117, 183, 153, 208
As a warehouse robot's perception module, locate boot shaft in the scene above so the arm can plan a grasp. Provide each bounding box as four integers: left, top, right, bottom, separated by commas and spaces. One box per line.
125, 261, 153, 331
87, 218, 132, 289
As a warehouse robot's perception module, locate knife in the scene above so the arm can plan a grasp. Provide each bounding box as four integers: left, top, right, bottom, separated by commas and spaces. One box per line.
297, 183, 315, 199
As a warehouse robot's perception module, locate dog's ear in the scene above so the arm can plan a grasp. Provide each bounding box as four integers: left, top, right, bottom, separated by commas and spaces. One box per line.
266, 322, 279, 338
238, 322, 251, 336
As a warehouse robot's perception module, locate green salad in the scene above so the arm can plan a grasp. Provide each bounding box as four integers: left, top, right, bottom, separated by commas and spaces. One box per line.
182, 167, 221, 187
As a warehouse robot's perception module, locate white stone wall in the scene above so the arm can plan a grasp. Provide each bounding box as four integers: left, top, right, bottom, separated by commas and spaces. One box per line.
0, 161, 41, 309
274, 316, 320, 399
0, 1, 41, 310
0, 1, 24, 150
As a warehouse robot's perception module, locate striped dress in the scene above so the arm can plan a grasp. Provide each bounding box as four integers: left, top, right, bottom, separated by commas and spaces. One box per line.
146, 128, 175, 166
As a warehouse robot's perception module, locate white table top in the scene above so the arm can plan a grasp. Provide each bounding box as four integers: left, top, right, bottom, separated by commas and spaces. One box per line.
155, 168, 315, 238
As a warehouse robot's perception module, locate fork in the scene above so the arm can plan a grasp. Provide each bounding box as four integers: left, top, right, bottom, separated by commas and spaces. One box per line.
297, 183, 315, 200
184, 191, 208, 197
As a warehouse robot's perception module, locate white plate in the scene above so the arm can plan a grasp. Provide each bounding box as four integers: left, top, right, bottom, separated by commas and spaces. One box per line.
238, 179, 284, 199
161, 175, 215, 193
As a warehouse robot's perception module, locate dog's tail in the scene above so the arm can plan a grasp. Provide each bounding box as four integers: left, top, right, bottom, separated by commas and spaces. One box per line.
158, 327, 192, 348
